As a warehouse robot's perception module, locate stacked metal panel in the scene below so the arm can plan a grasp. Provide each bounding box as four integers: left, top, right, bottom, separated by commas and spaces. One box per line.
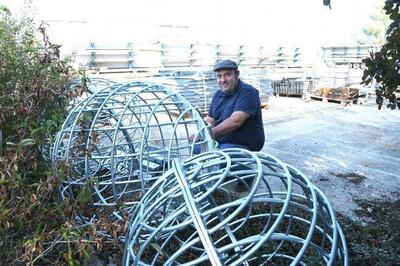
239, 45, 264, 66
83, 42, 135, 69
258, 46, 275, 68
131, 43, 162, 68
191, 43, 217, 67
315, 65, 364, 89
240, 68, 272, 102
269, 47, 304, 68
161, 43, 194, 67
321, 45, 378, 66
78, 42, 313, 74
80, 42, 163, 70
76, 42, 314, 106
152, 70, 218, 115
215, 44, 241, 62
152, 68, 271, 115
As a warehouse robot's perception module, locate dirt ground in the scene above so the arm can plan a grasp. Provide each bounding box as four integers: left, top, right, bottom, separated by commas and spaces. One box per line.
261, 96, 400, 218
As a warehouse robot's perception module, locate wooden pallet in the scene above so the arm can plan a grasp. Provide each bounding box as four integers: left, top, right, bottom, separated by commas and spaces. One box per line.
310, 95, 357, 105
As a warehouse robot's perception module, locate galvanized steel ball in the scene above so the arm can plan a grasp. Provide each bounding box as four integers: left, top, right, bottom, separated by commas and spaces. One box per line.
124, 148, 348, 265
52, 81, 215, 207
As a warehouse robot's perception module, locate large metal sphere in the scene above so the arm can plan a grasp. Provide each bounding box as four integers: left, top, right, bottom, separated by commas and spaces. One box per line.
52, 81, 215, 208
124, 148, 348, 265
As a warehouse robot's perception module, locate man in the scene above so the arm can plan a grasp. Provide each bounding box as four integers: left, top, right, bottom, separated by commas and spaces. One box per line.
206, 59, 265, 151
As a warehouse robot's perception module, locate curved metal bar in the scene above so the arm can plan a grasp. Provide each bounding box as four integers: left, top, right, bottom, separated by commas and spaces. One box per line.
52, 80, 215, 211
124, 149, 348, 265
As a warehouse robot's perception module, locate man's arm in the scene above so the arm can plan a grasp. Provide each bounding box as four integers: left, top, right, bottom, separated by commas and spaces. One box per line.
211, 111, 250, 138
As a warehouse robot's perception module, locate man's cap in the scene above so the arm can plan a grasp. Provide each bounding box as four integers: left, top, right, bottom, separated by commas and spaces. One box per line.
213, 59, 238, 72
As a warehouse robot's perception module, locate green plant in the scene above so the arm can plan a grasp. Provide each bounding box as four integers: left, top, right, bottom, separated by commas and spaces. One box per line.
362, 0, 400, 110
0, 4, 116, 265
337, 198, 400, 265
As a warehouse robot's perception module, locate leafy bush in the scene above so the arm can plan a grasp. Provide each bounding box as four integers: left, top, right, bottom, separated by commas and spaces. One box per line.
0, 4, 121, 265
362, 0, 400, 110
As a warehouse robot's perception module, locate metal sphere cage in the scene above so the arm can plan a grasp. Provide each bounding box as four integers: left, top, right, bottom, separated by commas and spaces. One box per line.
51, 81, 215, 207
41, 78, 118, 163
124, 148, 348, 265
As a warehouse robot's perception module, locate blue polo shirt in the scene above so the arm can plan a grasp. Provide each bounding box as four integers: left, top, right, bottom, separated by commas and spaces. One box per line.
208, 80, 265, 151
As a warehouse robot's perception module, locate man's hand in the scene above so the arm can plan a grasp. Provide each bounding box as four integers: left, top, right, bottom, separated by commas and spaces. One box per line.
206, 116, 216, 127
188, 133, 197, 143
189, 116, 216, 143
189, 133, 205, 143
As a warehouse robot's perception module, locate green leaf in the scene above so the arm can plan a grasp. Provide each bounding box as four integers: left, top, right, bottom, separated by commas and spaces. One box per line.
77, 189, 92, 204
19, 138, 35, 147
0, 5, 11, 15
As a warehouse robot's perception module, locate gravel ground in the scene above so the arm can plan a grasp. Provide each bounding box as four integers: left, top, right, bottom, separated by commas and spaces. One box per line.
261, 96, 400, 218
